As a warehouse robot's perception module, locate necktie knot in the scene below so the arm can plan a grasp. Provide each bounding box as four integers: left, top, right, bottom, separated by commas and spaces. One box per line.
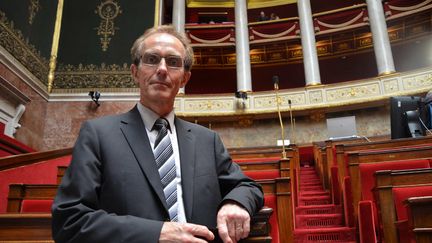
153, 118, 169, 132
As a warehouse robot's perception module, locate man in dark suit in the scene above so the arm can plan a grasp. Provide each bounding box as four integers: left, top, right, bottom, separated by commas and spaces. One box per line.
51, 25, 264, 243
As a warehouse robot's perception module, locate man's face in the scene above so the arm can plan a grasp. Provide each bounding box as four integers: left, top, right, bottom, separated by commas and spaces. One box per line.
131, 33, 191, 108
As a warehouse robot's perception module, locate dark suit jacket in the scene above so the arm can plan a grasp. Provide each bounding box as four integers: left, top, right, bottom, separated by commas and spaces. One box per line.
52, 106, 264, 243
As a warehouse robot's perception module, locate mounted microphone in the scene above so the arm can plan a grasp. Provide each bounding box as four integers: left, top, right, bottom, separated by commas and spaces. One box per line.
272, 75, 279, 90
273, 75, 287, 159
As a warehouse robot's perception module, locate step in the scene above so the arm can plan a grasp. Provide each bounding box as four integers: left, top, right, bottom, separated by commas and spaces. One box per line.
299, 177, 320, 182
299, 176, 320, 181
299, 195, 331, 206
300, 167, 316, 171
300, 191, 330, 197
300, 171, 317, 175
300, 181, 322, 186
294, 227, 357, 243
298, 177, 321, 182
296, 213, 344, 228
301, 185, 324, 191
296, 204, 342, 215
299, 174, 320, 178
300, 166, 315, 170
300, 171, 319, 175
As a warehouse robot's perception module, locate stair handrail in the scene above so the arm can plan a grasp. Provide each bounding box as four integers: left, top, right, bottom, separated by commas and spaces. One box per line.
0, 147, 73, 171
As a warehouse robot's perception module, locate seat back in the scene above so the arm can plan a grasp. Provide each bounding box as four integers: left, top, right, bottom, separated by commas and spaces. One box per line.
264, 194, 279, 243
243, 170, 280, 180
20, 199, 53, 213
375, 168, 432, 243
393, 185, 432, 221
392, 185, 432, 243
358, 159, 430, 230
359, 159, 430, 201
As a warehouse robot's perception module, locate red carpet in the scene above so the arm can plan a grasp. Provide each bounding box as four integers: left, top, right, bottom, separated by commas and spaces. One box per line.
294, 166, 356, 242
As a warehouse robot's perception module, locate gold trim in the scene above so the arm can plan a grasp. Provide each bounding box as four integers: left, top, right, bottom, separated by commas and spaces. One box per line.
187, 0, 234, 8
28, 0, 41, 24
198, 12, 228, 15
379, 70, 397, 76
185, 23, 235, 29
154, 0, 160, 26
186, 0, 296, 9
47, 0, 64, 93
313, 3, 367, 18
247, 0, 297, 9
306, 82, 322, 87
248, 16, 299, 26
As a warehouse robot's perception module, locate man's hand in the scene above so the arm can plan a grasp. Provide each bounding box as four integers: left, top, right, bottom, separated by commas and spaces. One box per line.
217, 202, 250, 243
159, 222, 214, 243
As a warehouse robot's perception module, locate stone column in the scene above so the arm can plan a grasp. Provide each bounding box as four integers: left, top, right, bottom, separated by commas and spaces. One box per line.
172, 0, 185, 31
297, 0, 321, 85
172, 0, 187, 94
366, 0, 395, 75
235, 0, 252, 93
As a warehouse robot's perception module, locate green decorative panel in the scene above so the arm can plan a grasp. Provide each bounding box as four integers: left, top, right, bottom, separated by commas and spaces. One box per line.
55, 0, 155, 90
0, 0, 56, 59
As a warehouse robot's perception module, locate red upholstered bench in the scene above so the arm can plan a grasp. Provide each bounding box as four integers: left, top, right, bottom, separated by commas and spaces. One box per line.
20, 199, 53, 213
392, 185, 432, 243
264, 194, 279, 243
243, 167, 281, 242
243, 170, 280, 180
355, 159, 431, 243
234, 157, 281, 163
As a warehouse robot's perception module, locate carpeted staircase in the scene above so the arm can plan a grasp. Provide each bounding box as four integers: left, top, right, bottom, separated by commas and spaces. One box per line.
294, 166, 357, 242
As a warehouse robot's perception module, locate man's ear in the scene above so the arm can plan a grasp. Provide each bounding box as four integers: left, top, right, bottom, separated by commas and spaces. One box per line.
181, 71, 191, 88
130, 64, 139, 83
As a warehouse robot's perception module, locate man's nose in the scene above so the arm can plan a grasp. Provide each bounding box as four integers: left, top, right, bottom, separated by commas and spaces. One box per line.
156, 58, 168, 75
156, 58, 168, 71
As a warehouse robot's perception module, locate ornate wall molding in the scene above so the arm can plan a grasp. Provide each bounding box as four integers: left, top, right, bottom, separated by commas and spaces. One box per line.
55, 63, 134, 89
174, 68, 431, 117
48, 66, 432, 119
0, 11, 49, 86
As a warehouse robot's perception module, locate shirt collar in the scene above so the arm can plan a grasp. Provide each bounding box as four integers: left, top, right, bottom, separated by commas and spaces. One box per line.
137, 103, 175, 133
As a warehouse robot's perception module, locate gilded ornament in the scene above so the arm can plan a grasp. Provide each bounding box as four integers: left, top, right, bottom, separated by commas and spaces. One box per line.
309, 90, 323, 103
383, 79, 399, 93
95, 0, 122, 51
55, 63, 134, 89
28, 0, 41, 25
238, 118, 253, 127
309, 111, 325, 122
359, 37, 372, 47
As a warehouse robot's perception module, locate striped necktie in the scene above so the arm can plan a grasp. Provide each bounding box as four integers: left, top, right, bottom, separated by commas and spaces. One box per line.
152, 118, 178, 222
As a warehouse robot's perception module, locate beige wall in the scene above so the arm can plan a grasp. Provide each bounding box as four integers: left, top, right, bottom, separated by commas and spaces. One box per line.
27, 100, 391, 151
212, 105, 390, 148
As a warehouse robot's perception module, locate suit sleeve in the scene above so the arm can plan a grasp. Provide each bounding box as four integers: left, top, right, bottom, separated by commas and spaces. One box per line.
213, 133, 264, 215
51, 121, 163, 243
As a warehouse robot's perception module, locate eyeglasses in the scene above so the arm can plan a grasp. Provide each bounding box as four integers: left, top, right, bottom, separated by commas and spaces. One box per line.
139, 53, 184, 69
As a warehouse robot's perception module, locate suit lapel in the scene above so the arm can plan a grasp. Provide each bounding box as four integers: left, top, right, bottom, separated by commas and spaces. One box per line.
175, 118, 195, 221
119, 107, 168, 211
